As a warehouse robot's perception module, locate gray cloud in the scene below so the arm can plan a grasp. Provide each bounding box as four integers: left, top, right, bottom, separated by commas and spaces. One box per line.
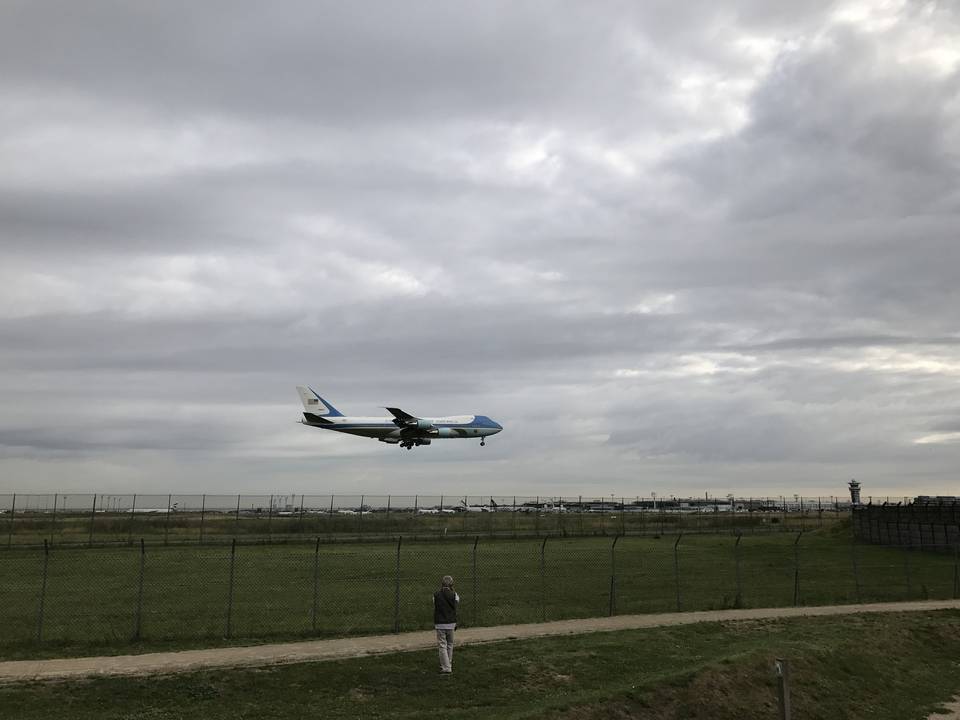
1, 1, 959, 496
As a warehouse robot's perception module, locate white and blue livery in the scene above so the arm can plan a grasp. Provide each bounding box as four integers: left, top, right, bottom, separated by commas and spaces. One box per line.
296, 386, 503, 450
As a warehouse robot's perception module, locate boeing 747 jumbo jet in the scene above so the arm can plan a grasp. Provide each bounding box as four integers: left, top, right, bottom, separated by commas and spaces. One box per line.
296, 386, 503, 450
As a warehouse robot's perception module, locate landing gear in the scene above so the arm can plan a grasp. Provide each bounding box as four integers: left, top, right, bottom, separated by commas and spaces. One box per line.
480, 438, 486, 447
400, 438, 432, 449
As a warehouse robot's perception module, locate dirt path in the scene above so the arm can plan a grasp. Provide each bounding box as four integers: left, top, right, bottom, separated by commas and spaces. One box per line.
930, 698, 960, 719
1, 599, 958, 684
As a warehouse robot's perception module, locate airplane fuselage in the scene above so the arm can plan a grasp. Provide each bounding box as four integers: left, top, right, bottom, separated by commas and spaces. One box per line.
297, 386, 502, 449
302, 413, 503, 441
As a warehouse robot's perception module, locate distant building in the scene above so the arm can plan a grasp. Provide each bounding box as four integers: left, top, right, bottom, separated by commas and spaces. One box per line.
848, 479, 862, 506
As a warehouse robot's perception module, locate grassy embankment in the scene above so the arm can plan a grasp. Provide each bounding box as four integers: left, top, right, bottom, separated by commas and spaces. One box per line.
0, 525, 954, 661
1, 610, 960, 719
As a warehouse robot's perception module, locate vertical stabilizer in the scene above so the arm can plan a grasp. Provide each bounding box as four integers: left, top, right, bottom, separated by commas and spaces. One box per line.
296, 386, 345, 417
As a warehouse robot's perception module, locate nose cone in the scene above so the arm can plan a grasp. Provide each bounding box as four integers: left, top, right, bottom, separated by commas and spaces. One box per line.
476, 415, 502, 433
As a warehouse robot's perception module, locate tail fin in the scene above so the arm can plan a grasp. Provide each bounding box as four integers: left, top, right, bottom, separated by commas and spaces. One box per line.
296, 386, 344, 417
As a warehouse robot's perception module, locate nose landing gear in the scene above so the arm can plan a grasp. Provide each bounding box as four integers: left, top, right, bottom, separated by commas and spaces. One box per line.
480, 438, 486, 447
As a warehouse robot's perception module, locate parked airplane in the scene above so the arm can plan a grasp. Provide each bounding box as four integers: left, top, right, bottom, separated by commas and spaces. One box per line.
297, 386, 503, 450
459, 501, 489, 512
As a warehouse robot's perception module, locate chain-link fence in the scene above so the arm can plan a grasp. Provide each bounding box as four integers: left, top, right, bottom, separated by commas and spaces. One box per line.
853, 503, 960, 547
1, 532, 957, 653
0, 493, 878, 547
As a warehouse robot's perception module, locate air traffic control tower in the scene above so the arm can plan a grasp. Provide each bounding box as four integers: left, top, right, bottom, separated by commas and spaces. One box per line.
848, 479, 862, 506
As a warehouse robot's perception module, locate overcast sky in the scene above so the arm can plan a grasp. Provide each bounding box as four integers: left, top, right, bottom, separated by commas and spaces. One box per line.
1, 1, 958, 499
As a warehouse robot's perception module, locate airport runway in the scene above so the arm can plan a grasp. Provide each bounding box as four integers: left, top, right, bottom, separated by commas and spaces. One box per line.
1, 599, 959, 683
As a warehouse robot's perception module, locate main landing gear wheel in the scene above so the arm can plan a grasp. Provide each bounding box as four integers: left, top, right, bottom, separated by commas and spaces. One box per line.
480, 439, 486, 447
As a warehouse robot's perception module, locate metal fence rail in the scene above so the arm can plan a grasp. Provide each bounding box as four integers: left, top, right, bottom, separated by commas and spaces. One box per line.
0, 532, 956, 652
0, 493, 878, 548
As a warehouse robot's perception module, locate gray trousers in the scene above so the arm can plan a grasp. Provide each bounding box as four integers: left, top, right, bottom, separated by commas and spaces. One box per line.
436, 628, 455, 672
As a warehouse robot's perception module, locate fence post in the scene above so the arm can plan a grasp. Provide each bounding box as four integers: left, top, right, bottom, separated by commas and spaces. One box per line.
36, 539, 50, 642
674, 533, 683, 611
164, 494, 171, 546
386, 495, 391, 537
49, 493, 58, 544
490, 496, 496, 537
954, 544, 959, 600
608, 535, 621, 616
133, 538, 146, 640
299, 494, 306, 534
226, 538, 236, 638
199, 494, 206, 545
266, 494, 273, 541
535, 496, 540, 536
903, 546, 913, 598
792, 532, 802, 606
7, 492, 15, 547
312, 537, 321, 632
540, 535, 548, 622
234, 494, 242, 537
124, 494, 135, 544
775, 658, 792, 720
620, 498, 625, 535
393, 536, 402, 633
851, 537, 862, 602
88, 494, 97, 547
437, 494, 444, 538
472, 536, 479, 626
358, 494, 364, 536
734, 533, 743, 607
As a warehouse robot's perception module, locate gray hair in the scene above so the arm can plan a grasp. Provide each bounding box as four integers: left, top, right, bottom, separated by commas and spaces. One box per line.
441, 575, 454, 587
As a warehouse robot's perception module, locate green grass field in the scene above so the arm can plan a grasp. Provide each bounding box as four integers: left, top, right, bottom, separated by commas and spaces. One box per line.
0, 525, 956, 660
1, 610, 959, 719
1, 504, 843, 546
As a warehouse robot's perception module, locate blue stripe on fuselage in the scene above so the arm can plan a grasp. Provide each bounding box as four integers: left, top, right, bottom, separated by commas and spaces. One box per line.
324, 419, 500, 430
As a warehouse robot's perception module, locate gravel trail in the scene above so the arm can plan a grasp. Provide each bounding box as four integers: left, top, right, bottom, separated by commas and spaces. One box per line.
1, 599, 958, 684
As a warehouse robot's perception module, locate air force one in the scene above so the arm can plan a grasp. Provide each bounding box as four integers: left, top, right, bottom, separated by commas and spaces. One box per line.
296, 386, 503, 450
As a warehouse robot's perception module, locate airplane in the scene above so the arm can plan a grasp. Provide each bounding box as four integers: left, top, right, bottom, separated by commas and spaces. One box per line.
296, 386, 503, 450
458, 501, 488, 512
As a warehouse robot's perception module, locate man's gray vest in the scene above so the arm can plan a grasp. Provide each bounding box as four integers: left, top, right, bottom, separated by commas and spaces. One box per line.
433, 588, 458, 625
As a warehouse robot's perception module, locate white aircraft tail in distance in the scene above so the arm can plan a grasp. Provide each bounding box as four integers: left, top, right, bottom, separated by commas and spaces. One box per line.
296, 386, 503, 450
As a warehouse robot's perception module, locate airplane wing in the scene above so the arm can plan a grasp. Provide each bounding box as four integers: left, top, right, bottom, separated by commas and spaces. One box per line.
386, 407, 437, 432
385, 407, 418, 425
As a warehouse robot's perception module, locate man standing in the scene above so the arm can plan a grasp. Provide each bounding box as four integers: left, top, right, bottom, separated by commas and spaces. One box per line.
433, 575, 459, 674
